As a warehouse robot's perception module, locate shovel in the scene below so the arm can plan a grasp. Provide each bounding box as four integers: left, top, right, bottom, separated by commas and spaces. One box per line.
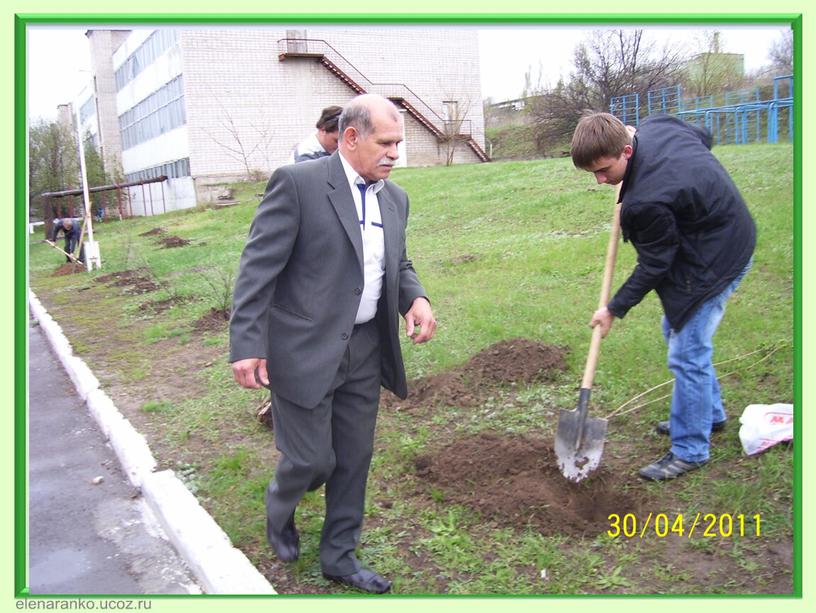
555, 185, 622, 482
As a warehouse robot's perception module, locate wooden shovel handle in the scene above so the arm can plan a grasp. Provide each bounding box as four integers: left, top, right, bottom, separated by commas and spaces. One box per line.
581, 184, 622, 390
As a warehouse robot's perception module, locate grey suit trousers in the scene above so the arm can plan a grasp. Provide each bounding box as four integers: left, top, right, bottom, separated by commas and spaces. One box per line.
265, 318, 381, 575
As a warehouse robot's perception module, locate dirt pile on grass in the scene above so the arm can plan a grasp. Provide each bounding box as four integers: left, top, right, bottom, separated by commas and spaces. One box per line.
137, 227, 191, 247
387, 338, 567, 410
94, 268, 160, 294
159, 236, 191, 248
465, 338, 566, 386
414, 431, 643, 536
51, 263, 85, 276
193, 307, 231, 332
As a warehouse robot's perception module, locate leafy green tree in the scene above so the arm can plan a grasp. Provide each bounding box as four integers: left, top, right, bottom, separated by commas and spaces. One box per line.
82, 132, 112, 218
29, 119, 79, 226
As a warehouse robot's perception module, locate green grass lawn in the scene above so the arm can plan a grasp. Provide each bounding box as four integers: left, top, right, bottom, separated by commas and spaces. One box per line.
29, 143, 794, 594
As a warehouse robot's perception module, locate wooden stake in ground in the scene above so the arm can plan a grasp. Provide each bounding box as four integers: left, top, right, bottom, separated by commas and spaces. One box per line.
73, 216, 87, 264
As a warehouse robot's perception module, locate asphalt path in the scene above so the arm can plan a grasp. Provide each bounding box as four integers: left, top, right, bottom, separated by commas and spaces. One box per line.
28, 321, 200, 595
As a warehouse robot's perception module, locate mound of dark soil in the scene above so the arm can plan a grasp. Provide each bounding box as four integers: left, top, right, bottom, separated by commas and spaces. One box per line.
386, 338, 567, 410
94, 268, 160, 294
414, 431, 643, 536
193, 307, 230, 332
159, 235, 191, 248
464, 338, 567, 386
51, 263, 85, 276
399, 371, 483, 408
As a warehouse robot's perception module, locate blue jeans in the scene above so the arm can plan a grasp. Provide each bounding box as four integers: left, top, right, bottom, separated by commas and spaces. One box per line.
662, 259, 752, 462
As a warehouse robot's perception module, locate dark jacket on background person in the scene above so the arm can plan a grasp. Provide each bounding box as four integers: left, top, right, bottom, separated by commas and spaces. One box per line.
50, 218, 82, 242
607, 115, 757, 330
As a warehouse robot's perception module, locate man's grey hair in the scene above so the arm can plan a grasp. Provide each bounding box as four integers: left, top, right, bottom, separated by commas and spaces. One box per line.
339, 103, 373, 140
338, 95, 401, 141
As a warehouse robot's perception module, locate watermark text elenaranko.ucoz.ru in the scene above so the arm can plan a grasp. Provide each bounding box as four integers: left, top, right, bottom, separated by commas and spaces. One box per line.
16, 599, 153, 610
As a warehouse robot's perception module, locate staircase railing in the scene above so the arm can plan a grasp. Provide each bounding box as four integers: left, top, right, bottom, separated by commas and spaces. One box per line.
278, 38, 474, 139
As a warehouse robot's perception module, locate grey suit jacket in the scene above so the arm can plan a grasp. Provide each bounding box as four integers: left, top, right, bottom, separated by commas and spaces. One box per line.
229, 152, 426, 409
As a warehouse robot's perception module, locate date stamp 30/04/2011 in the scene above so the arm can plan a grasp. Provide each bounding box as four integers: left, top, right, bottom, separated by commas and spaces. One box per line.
607, 513, 762, 539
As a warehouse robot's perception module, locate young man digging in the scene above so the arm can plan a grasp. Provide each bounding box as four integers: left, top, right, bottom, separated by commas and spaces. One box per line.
570, 113, 755, 481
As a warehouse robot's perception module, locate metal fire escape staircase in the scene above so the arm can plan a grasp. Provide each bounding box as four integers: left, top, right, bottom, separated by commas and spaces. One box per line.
278, 39, 489, 162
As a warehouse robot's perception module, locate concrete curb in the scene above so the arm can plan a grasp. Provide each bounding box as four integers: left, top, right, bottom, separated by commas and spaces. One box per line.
29, 290, 276, 595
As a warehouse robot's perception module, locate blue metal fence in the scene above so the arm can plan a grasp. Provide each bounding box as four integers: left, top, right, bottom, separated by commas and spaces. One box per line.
609, 93, 640, 127
609, 75, 793, 145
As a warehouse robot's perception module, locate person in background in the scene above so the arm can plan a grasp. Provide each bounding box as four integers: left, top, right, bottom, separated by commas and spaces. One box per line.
50, 217, 85, 263
289, 105, 343, 164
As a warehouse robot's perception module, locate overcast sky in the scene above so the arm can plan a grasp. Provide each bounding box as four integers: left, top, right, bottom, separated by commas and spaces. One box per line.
27, 24, 790, 123
478, 25, 790, 101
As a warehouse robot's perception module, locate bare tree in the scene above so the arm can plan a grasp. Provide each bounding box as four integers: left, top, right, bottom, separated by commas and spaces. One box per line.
202, 97, 275, 179
526, 29, 688, 155
199, 266, 235, 316
769, 29, 793, 74
526, 79, 590, 155
439, 97, 473, 166
571, 30, 688, 110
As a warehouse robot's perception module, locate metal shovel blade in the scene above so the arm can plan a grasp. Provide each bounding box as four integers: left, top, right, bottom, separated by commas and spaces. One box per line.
555, 388, 608, 482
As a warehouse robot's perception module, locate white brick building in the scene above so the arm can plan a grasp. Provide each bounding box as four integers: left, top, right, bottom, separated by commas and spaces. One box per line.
79, 26, 487, 215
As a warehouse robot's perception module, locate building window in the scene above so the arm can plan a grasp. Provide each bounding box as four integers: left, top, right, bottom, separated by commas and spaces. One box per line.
118, 75, 186, 150
124, 157, 190, 183
115, 29, 179, 91
79, 96, 96, 124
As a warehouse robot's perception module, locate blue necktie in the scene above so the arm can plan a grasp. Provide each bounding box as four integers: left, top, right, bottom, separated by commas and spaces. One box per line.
357, 183, 367, 226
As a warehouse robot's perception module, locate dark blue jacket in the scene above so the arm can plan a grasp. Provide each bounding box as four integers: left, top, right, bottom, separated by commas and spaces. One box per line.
607, 115, 756, 330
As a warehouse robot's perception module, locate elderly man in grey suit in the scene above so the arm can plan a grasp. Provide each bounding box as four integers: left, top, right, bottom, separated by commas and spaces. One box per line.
230, 94, 436, 594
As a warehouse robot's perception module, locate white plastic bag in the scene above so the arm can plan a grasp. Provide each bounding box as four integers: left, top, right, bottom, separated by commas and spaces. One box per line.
738, 403, 793, 456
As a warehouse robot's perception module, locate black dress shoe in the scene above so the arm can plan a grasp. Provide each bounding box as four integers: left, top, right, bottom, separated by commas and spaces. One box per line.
323, 568, 392, 594
656, 419, 726, 436
266, 515, 299, 562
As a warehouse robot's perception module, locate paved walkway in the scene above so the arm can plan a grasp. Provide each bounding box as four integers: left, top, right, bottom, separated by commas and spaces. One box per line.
28, 321, 200, 595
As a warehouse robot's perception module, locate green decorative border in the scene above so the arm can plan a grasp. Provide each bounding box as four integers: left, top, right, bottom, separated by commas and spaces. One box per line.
16, 13, 800, 24
14, 12, 27, 601
15, 11, 803, 603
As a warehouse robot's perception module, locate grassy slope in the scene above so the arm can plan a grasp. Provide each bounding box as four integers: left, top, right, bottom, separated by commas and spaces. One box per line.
29, 144, 794, 594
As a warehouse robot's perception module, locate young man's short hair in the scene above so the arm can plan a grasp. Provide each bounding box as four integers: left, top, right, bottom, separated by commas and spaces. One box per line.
571, 112, 631, 169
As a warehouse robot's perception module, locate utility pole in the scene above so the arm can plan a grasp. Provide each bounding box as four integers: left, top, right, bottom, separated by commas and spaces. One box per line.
75, 98, 102, 270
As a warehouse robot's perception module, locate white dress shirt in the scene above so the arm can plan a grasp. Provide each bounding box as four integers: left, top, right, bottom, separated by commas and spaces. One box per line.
338, 152, 386, 324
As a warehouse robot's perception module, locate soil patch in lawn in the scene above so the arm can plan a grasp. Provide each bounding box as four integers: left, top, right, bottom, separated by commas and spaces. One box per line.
159, 235, 192, 248
139, 295, 192, 315
94, 268, 160, 294
193, 307, 231, 332
448, 254, 478, 265
51, 263, 86, 276
385, 338, 567, 410
414, 431, 644, 536
139, 228, 165, 237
